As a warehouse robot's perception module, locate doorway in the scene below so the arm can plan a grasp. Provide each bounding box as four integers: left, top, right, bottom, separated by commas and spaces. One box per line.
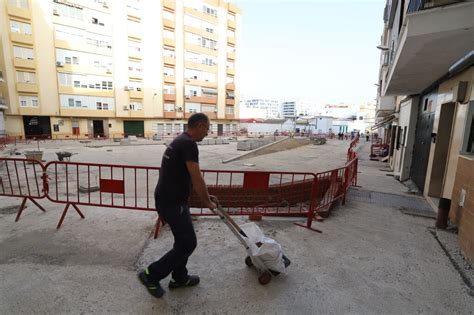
217, 124, 223, 136
93, 120, 104, 138
23, 116, 52, 139
428, 102, 455, 197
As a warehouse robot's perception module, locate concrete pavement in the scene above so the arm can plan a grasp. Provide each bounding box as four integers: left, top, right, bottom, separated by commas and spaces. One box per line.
0, 139, 473, 314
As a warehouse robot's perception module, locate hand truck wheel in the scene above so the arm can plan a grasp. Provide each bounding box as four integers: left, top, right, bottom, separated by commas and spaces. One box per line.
245, 256, 253, 267
258, 272, 272, 285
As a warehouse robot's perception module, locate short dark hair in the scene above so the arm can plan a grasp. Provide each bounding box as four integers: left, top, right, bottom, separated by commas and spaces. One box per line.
188, 113, 209, 128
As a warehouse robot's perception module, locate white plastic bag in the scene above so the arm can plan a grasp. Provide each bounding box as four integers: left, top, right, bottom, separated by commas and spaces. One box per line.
239, 222, 286, 272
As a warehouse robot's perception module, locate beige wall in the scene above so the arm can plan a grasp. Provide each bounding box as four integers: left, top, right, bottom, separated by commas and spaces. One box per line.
423, 67, 474, 198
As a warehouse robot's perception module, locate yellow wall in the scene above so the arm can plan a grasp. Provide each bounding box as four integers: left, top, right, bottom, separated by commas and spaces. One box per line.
1, 0, 241, 137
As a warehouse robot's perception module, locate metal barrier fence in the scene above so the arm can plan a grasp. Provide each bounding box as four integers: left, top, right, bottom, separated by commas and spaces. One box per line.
0, 137, 359, 235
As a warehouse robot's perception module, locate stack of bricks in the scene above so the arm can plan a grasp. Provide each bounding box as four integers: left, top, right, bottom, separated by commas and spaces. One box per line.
188, 178, 331, 213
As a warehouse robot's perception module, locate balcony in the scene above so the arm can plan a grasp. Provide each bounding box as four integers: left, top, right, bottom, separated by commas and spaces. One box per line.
129, 90, 143, 99
225, 114, 235, 120
164, 111, 177, 118
163, 56, 176, 65
376, 96, 396, 115
184, 78, 217, 88
184, 61, 217, 72
128, 50, 142, 60
184, 25, 218, 41
16, 83, 38, 93
0, 96, 7, 110
227, 19, 236, 29
13, 58, 35, 69
226, 83, 235, 90
130, 110, 145, 118
185, 43, 218, 56
227, 52, 236, 60
7, 4, 31, 20
10, 33, 33, 45
163, 94, 176, 101
163, 18, 175, 29
228, 3, 241, 14
185, 95, 217, 104
203, 111, 217, 119
384, 1, 474, 95
163, 37, 175, 47
58, 86, 114, 97
227, 37, 236, 45
129, 71, 143, 80
164, 75, 176, 84
226, 68, 235, 75
226, 98, 235, 105
163, 0, 176, 11
127, 8, 141, 19
184, 7, 218, 24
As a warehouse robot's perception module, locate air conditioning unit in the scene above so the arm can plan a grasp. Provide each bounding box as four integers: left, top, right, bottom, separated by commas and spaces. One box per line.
103, 2, 109, 8
53, 9, 60, 16
106, 69, 112, 74
185, 96, 191, 100
123, 106, 129, 111
124, 86, 132, 91
107, 45, 112, 49
56, 61, 64, 67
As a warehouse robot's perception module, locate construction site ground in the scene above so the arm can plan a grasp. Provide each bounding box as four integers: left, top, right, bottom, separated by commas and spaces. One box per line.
0, 139, 473, 314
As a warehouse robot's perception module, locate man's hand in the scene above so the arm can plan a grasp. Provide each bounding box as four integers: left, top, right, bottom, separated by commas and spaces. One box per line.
206, 200, 217, 210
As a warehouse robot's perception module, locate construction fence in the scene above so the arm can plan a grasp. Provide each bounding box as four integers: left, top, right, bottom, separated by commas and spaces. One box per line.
0, 137, 359, 235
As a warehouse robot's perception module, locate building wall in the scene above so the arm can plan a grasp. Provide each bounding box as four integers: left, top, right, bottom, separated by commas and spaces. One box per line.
0, 0, 241, 138
449, 155, 474, 263
423, 68, 474, 198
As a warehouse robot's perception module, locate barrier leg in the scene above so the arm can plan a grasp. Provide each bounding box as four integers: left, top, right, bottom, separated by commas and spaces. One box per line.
14, 197, 28, 222
154, 217, 165, 239
29, 198, 46, 213
72, 203, 85, 219
56, 203, 71, 229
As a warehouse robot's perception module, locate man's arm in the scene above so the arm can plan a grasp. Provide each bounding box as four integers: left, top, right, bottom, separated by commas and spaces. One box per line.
186, 161, 216, 209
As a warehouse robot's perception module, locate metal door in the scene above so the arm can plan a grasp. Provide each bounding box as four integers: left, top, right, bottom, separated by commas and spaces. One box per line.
410, 95, 435, 192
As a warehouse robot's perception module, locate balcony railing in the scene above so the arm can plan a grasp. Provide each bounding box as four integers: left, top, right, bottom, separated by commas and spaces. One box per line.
407, 0, 464, 13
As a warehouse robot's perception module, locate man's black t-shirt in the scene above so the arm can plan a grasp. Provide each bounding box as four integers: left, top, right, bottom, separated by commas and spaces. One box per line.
155, 132, 198, 205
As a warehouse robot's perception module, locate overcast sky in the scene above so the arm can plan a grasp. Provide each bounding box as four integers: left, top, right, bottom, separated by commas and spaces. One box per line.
232, 0, 385, 105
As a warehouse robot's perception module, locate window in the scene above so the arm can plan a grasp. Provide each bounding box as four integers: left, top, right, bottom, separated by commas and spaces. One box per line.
96, 102, 102, 110
163, 10, 174, 21
31, 97, 38, 107
10, 20, 32, 35
72, 56, 79, 65
53, 2, 83, 21
92, 17, 98, 24
163, 29, 174, 40
203, 5, 217, 17
19, 95, 38, 107
13, 46, 34, 60
68, 98, 74, 107
202, 105, 216, 112
163, 67, 174, 76
164, 85, 175, 94
164, 103, 175, 112
16, 71, 36, 84
19, 96, 27, 107
9, 0, 28, 9
129, 101, 142, 111
185, 102, 200, 113
72, 120, 80, 135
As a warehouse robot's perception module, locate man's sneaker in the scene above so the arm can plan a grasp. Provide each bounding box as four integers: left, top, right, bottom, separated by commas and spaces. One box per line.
138, 268, 165, 298
168, 275, 200, 289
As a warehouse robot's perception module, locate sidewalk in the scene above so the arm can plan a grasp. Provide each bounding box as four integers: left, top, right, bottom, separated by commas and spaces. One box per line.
0, 142, 473, 313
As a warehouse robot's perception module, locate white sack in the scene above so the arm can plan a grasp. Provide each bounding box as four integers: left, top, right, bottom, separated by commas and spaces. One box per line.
239, 222, 286, 273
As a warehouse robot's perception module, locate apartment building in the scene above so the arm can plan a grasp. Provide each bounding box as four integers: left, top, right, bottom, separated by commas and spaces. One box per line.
241, 98, 281, 119
0, 0, 241, 139
281, 101, 296, 118
374, 0, 474, 261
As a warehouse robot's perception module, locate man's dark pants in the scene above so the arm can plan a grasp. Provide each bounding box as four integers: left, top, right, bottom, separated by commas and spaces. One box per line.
147, 200, 197, 282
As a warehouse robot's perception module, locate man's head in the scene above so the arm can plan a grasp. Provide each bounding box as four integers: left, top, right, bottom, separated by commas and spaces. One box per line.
187, 113, 210, 142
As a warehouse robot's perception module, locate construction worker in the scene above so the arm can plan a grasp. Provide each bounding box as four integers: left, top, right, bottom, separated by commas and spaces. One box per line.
138, 113, 216, 298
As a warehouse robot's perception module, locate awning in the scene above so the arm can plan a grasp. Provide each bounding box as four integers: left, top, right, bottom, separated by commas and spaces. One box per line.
371, 115, 396, 130
226, 91, 235, 98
